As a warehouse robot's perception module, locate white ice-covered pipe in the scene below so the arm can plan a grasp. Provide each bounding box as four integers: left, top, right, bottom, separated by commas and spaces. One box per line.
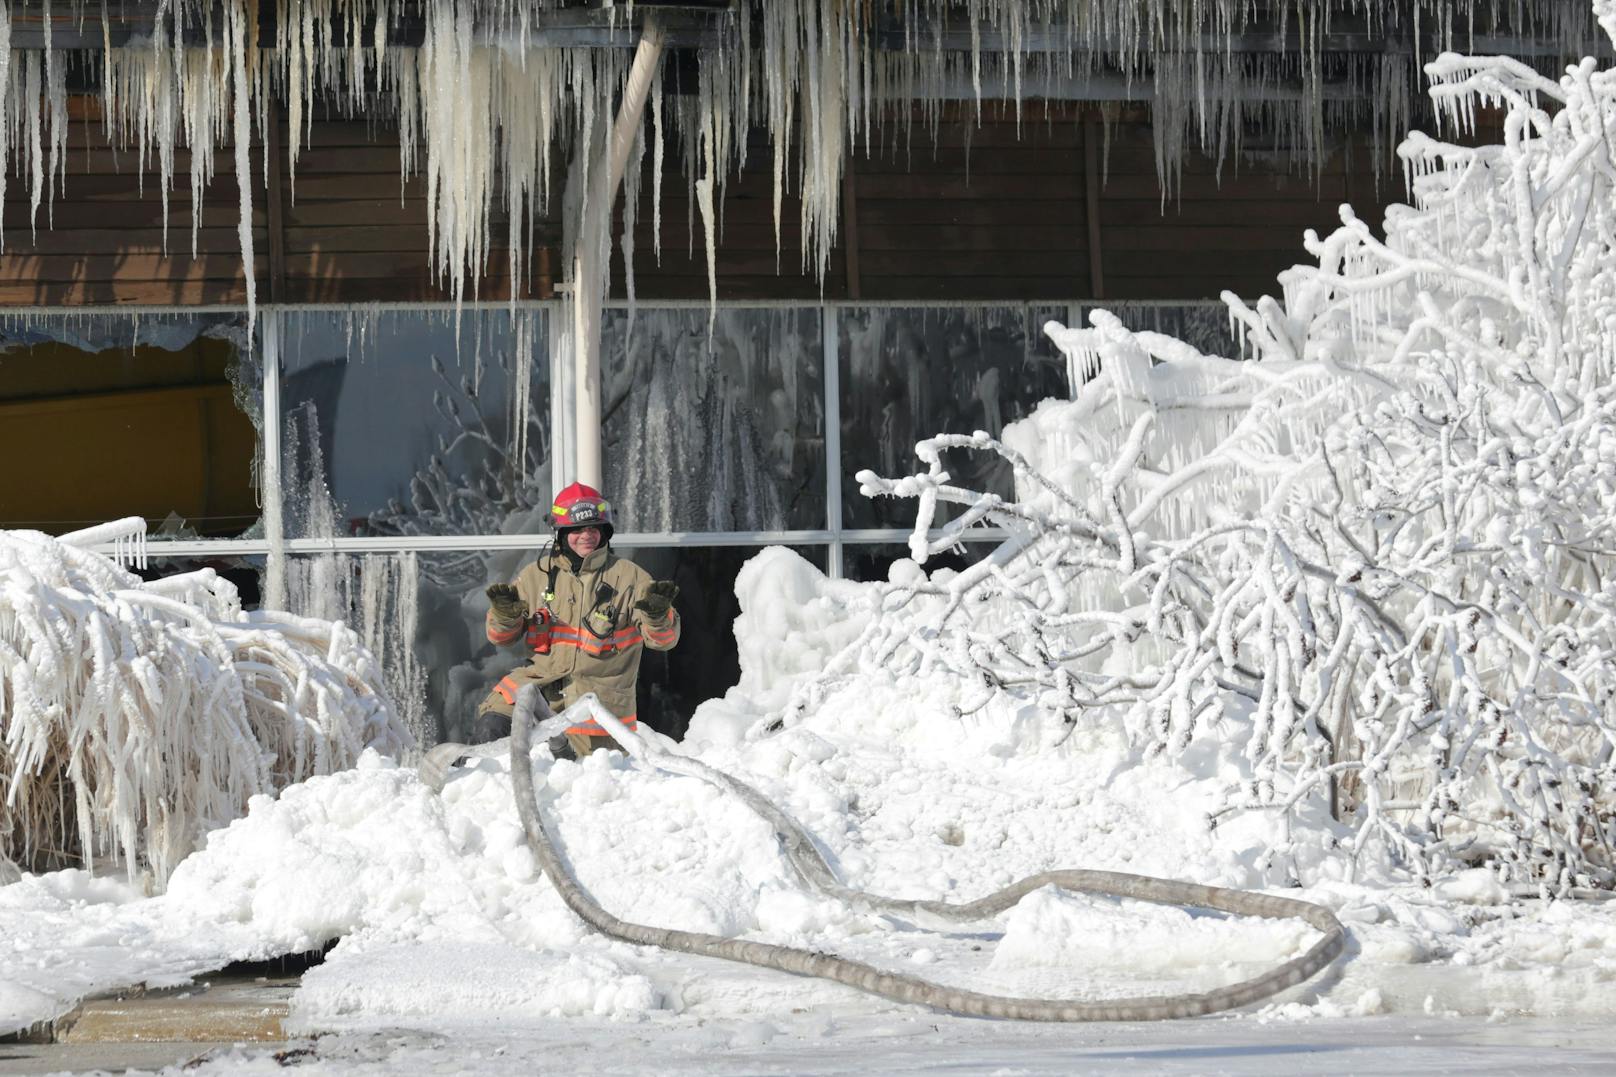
572, 17, 667, 487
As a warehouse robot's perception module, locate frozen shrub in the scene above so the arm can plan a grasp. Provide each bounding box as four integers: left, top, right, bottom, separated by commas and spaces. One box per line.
827, 12, 1616, 892
1, 521, 411, 887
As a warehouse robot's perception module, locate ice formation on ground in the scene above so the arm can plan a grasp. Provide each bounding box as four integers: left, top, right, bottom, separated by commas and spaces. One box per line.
4, 549, 1614, 1038
0, 521, 411, 889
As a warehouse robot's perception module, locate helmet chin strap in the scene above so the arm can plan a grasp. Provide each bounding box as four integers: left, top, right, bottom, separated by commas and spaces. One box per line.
545, 531, 563, 603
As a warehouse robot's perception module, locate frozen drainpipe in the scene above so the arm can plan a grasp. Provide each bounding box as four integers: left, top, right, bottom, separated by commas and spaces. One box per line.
571, 17, 666, 488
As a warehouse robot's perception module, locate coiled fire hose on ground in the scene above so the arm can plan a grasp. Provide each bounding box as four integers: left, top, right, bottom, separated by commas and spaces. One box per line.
477, 686, 1348, 1021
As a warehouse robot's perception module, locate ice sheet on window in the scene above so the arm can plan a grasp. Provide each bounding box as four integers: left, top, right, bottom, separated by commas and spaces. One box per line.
601, 307, 827, 534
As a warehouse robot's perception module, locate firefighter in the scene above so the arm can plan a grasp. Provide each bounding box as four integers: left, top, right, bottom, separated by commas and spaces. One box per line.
474, 482, 680, 757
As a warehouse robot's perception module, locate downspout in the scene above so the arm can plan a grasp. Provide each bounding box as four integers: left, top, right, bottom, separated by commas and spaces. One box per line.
572, 18, 666, 488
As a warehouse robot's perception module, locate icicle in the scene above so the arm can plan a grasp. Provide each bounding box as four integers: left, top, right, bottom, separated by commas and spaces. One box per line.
621, 123, 646, 320
0, 8, 11, 244
227, 0, 257, 334
651, 70, 665, 265
42, 3, 68, 230
25, 52, 43, 239
0, 0, 1606, 323
511, 309, 533, 480
696, 70, 720, 321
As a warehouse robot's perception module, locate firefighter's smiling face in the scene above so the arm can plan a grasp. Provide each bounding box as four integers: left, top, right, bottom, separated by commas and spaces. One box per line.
565, 525, 602, 556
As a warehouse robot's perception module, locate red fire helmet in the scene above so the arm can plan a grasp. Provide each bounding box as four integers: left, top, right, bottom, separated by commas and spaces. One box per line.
549, 482, 615, 538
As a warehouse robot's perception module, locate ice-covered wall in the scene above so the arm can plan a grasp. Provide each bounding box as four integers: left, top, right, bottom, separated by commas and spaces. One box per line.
0, 520, 411, 887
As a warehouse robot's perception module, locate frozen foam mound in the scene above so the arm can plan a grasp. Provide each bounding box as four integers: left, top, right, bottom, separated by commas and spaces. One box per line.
687, 546, 880, 747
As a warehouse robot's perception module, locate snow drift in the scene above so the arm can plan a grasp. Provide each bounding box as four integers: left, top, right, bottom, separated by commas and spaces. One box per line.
0, 520, 411, 888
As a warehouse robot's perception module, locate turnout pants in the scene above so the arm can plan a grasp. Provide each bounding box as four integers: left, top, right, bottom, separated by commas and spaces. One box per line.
474, 666, 622, 757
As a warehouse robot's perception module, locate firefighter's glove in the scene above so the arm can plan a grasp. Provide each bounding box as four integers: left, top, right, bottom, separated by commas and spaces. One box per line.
486, 583, 530, 624
634, 580, 679, 620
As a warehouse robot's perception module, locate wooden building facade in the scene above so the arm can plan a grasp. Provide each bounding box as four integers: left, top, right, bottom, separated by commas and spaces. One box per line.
0, 101, 1389, 307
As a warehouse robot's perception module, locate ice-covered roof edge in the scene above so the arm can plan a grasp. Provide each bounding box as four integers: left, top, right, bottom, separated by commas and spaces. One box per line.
0, 1, 1609, 313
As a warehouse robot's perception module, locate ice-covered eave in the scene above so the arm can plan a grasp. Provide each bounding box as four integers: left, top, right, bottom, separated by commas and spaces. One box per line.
0, 0, 1610, 319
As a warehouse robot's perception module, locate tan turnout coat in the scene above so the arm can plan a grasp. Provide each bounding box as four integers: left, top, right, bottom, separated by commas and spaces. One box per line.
479, 546, 679, 734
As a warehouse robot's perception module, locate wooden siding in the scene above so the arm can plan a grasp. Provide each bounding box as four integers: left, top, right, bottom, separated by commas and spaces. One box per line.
617, 105, 1394, 302
0, 99, 1395, 307
0, 104, 557, 305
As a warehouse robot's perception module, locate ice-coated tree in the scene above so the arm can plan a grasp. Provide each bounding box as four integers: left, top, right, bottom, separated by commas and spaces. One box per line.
1, 521, 411, 887
832, 3, 1616, 893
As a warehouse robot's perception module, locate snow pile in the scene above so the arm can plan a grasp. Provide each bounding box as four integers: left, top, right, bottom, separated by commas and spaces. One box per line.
849, 20, 1616, 894
992, 887, 1316, 978
295, 941, 661, 1025
3, 668, 1613, 1035
690, 548, 880, 746
686, 549, 1330, 893
0, 522, 410, 887
0, 745, 773, 1032
0, 722, 1270, 1032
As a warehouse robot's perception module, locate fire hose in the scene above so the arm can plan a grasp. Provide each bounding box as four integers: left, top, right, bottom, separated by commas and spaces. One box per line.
483, 686, 1347, 1021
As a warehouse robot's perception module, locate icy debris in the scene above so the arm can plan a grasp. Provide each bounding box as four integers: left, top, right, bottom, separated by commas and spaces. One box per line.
0, 524, 411, 887
848, 11, 1616, 894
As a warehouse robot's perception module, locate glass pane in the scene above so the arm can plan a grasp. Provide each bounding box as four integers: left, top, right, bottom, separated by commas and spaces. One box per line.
0, 312, 260, 538
839, 306, 1068, 529
601, 307, 827, 532
279, 308, 549, 540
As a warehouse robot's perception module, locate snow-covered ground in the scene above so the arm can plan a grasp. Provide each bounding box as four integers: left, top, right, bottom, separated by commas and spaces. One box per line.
4, 548, 1616, 1067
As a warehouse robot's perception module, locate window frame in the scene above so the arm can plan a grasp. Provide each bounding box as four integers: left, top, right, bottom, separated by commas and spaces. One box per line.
26, 298, 1224, 577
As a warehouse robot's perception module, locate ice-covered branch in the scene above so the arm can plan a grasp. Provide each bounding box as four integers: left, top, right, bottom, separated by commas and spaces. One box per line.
788, 22, 1616, 891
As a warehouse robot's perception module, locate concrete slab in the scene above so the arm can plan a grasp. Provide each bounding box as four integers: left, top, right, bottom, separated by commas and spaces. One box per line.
52, 976, 296, 1045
